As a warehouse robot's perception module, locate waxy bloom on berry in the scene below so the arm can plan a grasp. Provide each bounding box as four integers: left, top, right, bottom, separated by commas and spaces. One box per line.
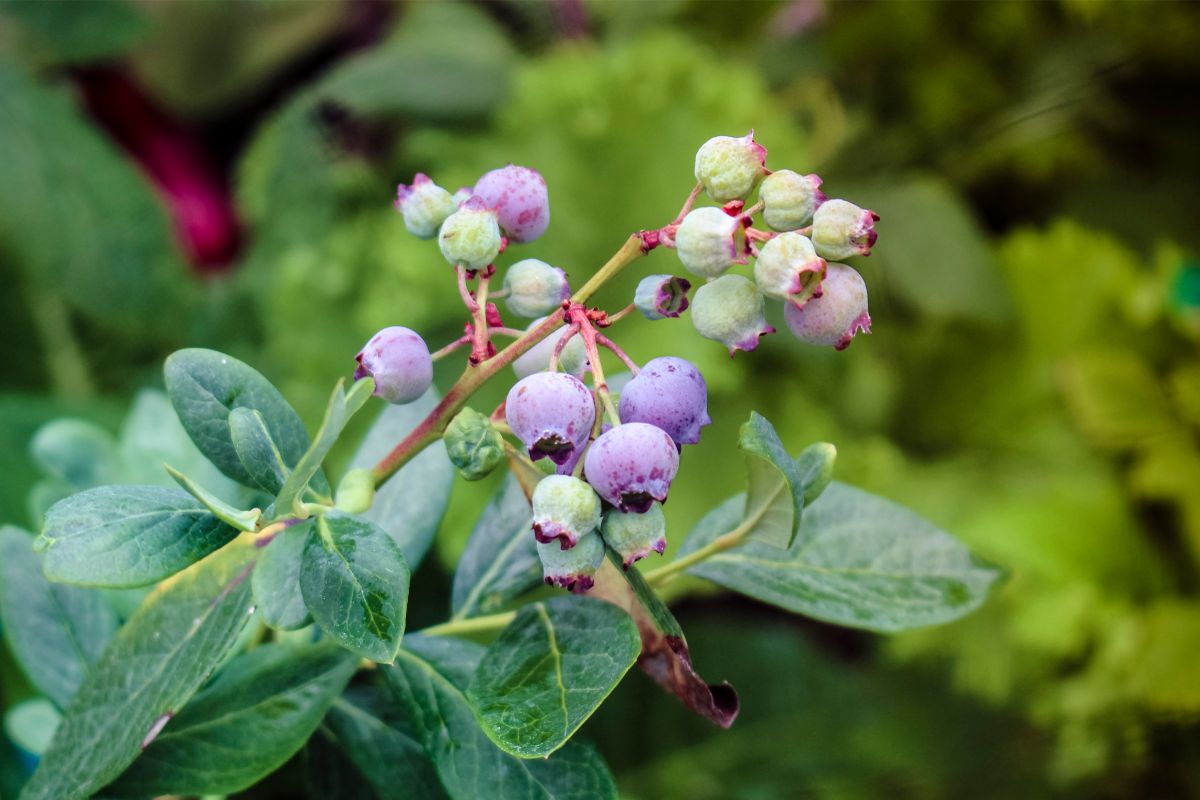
811, 199, 879, 260
503, 259, 570, 319
438, 196, 502, 270
537, 528, 604, 593
601, 503, 667, 567
784, 263, 871, 350
618, 357, 710, 447
675, 206, 746, 279
634, 274, 691, 320
531, 474, 602, 550
512, 317, 589, 379
506, 372, 595, 470
760, 170, 825, 232
754, 231, 827, 306
584, 422, 679, 513
473, 164, 550, 243
694, 132, 768, 203
691, 274, 774, 356
354, 326, 433, 404
394, 174, 457, 239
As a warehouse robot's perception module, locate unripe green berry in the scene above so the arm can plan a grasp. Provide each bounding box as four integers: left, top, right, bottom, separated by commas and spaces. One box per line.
694, 131, 768, 203
760, 170, 825, 231
754, 232, 827, 305
675, 207, 746, 279
503, 259, 570, 318
811, 199, 879, 261
443, 407, 504, 481
601, 502, 667, 567
634, 274, 691, 320
531, 474, 602, 550
438, 196, 502, 270
537, 528, 604, 593
783, 263, 871, 350
394, 174, 457, 239
691, 274, 775, 356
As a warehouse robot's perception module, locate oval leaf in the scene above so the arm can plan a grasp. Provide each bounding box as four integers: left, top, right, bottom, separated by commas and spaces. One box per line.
300, 514, 409, 663
467, 596, 640, 758
39, 485, 238, 587
252, 521, 313, 631
228, 407, 289, 494
739, 412, 805, 548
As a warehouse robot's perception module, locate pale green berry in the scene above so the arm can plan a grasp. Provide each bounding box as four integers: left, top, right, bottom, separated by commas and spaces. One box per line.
512, 317, 588, 378
537, 528, 605, 593
811, 199, 879, 261
443, 407, 504, 481
504, 259, 570, 318
438, 196, 502, 270
783, 263, 871, 350
694, 131, 768, 203
753, 232, 827, 306
634, 274, 691, 320
691, 274, 775, 356
394, 174, 457, 239
675, 207, 745, 279
532, 474, 602, 549
760, 170, 825, 231
601, 503, 667, 567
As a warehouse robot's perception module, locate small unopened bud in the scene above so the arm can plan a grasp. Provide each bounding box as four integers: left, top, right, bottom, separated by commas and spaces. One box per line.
783, 263, 871, 350
503, 259, 570, 319
634, 274, 691, 320
512, 317, 589, 379
531, 474, 602, 550
754, 232, 827, 306
691, 275, 774, 356
675, 207, 746, 279
472, 164, 550, 243
354, 326, 433, 404
601, 503, 667, 568
694, 132, 768, 203
537, 529, 604, 593
811, 199, 879, 260
760, 170, 825, 231
443, 408, 504, 481
394, 174, 458, 239
438, 196, 503, 270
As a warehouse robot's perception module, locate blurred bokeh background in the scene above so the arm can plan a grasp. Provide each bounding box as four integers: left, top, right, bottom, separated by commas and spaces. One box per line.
2, 0, 1199, 797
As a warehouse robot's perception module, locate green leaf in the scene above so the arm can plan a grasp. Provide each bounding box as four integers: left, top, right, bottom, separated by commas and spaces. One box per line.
0, 0, 149, 64
680, 483, 1001, 632
467, 596, 640, 758
383, 636, 619, 800
349, 393, 454, 568
163, 348, 327, 495
252, 520, 314, 631
165, 464, 261, 532
300, 514, 410, 663
20, 544, 256, 800
324, 686, 448, 800
0, 526, 119, 708
450, 473, 541, 619
29, 419, 122, 491
795, 442, 837, 507
229, 406, 290, 494
38, 485, 239, 588
4, 698, 60, 758
739, 412, 806, 548
105, 642, 357, 797
1060, 349, 1177, 449
275, 378, 374, 517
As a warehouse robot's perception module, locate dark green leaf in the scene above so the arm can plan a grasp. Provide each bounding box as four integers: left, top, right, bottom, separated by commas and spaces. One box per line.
252, 520, 313, 631
0, 526, 118, 708
163, 348, 327, 495
229, 406, 290, 494
349, 393, 454, 568
106, 642, 357, 797
0, 0, 148, 64
38, 485, 238, 587
383, 636, 618, 800
680, 483, 1001, 632
739, 412, 805, 548
467, 596, 640, 758
300, 514, 409, 663
20, 544, 256, 800
450, 474, 541, 619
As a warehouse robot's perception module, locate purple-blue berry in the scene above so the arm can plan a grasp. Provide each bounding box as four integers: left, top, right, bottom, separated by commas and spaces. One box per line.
811, 199, 879, 260
754, 232, 827, 306
675, 206, 746, 279
504, 259, 570, 318
760, 170, 825, 231
690, 274, 775, 356
354, 326, 433, 404
394, 173, 457, 239
617, 357, 710, 447
583, 422, 679, 513
601, 503, 667, 568
537, 528, 604, 593
694, 132, 768, 203
506, 372, 595, 470
438, 196, 503, 270
472, 164, 550, 243
634, 274, 691, 320
531, 474, 602, 550
783, 263, 871, 350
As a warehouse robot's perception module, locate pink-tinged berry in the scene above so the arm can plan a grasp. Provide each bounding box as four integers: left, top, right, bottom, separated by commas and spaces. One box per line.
811, 199, 879, 260
512, 317, 589, 379
394, 174, 457, 239
506, 372, 595, 470
760, 170, 825, 231
618, 357, 710, 447
783, 263, 871, 350
675, 207, 747, 279
601, 502, 667, 568
537, 528, 604, 593
754, 232, 827, 306
472, 164, 550, 243
583, 422, 679, 513
451, 186, 473, 206
694, 132, 768, 203
354, 326, 433, 404
503, 259, 570, 318
531, 474, 602, 550
438, 196, 502, 270
691, 274, 775, 356
634, 274, 691, 320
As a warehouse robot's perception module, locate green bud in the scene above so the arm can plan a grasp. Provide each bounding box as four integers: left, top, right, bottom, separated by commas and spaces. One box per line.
753, 231, 827, 306
395, 174, 458, 239
760, 170, 825, 231
694, 131, 768, 203
691, 274, 775, 356
438, 196, 503, 270
443, 407, 505, 481
503, 259, 570, 318
532, 474, 602, 549
537, 529, 605, 593
601, 502, 667, 567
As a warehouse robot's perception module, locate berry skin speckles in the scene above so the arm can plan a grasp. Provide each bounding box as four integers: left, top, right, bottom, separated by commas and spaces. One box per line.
583, 422, 679, 513
617, 357, 710, 447
472, 165, 550, 243
506, 372, 595, 472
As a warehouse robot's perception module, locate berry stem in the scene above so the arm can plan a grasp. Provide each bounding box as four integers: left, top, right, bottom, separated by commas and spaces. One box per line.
672, 181, 704, 225
568, 304, 621, 426
456, 265, 479, 313
431, 335, 471, 361
742, 200, 764, 218
605, 303, 636, 324
468, 271, 492, 365
418, 610, 517, 638
596, 333, 639, 374
490, 327, 526, 338
548, 322, 580, 372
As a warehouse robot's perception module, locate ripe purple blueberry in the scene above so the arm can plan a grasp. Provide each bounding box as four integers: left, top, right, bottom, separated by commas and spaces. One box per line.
760, 170, 825, 231
583, 422, 679, 513
531, 474, 602, 550
503, 259, 570, 319
601, 503, 667, 568
394, 174, 457, 239
694, 132, 768, 203
354, 326, 433, 404
691, 274, 775, 356
783, 263, 871, 350
811, 199, 879, 260
472, 164, 550, 243
675, 206, 746, 279
754, 232, 827, 306
537, 529, 604, 593
617, 357, 710, 447
505, 372, 595, 470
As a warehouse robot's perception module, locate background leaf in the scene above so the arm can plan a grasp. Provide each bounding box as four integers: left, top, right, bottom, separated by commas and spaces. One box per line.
252, 520, 314, 631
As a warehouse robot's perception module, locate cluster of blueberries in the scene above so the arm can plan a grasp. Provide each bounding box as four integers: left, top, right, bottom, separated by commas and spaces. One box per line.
352, 134, 880, 591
